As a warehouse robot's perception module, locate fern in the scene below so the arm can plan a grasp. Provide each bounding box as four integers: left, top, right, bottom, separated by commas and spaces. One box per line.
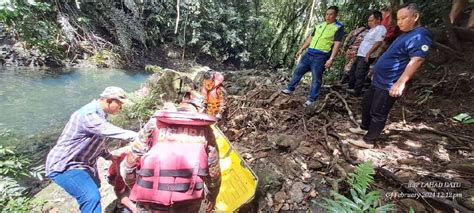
348, 161, 375, 196
319, 161, 395, 213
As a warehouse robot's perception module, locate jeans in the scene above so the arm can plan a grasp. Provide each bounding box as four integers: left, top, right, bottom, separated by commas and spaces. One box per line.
287, 52, 329, 102
49, 169, 102, 213
348, 56, 375, 95
361, 86, 398, 141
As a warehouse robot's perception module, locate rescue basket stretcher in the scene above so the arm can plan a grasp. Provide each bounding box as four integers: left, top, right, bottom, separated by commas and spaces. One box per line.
211, 125, 258, 212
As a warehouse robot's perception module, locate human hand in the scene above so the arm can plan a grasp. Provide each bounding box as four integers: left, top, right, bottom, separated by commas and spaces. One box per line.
203, 199, 215, 213
364, 55, 370, 63
389, 81, 405, 97
294, 50, 303, 60
325, 58, 334, 68
130, 139, 148, 155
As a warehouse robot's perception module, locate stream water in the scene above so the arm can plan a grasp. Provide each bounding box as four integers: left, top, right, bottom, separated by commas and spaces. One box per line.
0, 67, 149, 144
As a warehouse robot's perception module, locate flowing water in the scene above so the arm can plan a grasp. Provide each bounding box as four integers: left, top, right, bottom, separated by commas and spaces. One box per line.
0, 67, 149, 142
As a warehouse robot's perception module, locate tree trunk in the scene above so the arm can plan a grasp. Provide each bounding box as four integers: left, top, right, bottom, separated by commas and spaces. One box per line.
443, 15, 461, 50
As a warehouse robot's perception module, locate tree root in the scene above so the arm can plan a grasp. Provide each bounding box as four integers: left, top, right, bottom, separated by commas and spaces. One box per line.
420, 128, 464, 144
331, 91, 359, 127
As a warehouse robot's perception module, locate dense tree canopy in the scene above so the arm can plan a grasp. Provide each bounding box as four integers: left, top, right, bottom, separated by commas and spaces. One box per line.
0, 0, 454, 68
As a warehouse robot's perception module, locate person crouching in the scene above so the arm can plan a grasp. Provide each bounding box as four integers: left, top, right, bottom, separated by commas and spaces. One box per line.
121, 93, 221, 213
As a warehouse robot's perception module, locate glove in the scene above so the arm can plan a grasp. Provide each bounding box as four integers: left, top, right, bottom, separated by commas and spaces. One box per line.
215, 113, 222, 120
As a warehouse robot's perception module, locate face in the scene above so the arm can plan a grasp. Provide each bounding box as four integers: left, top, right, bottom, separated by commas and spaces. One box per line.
107, 99, 124, 114
325, 9, 337, 23
368, 15, 381, 28
397, 8, 419, 32
203, 79, 214, 91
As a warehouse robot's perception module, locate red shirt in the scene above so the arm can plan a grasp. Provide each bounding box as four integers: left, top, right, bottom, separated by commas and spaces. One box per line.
382, 14, 401, 43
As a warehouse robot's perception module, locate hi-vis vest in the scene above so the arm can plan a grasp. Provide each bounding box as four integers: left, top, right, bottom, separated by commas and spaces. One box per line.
309, 21, 343, 53
129, 111, 216, 206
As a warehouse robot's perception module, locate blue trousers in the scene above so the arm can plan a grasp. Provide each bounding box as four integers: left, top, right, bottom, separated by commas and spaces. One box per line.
49, 169, 102, 213
287, 52, 329, 101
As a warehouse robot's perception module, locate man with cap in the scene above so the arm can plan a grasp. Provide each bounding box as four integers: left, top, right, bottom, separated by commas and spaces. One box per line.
45, 86, 138, 213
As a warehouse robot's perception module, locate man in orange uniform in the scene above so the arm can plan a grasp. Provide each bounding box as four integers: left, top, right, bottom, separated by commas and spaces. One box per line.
201, 71, 227, 120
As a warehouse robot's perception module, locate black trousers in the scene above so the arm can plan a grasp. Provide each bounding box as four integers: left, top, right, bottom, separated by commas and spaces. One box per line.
361, 86, 398, 141
348, 56, 375, 94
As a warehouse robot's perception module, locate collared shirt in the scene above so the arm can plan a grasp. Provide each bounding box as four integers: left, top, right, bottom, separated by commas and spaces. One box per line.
357, 25, 386, 57
45, 100, 137, 179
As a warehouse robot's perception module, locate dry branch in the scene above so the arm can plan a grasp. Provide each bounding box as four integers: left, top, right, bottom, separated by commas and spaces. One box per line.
331, 91, 358, 126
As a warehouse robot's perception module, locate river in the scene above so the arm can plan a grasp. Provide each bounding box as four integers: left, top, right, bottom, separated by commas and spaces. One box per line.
0, 67, 149, 143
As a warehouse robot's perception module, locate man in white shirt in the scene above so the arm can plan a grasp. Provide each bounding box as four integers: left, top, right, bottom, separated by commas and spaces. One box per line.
348, 11, 387, 96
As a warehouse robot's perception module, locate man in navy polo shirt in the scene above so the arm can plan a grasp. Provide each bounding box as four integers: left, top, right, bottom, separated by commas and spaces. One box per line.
349, 3, 432, 146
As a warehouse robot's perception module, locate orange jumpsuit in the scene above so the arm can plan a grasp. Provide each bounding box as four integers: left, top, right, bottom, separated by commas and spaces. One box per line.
202, 72, 227, 117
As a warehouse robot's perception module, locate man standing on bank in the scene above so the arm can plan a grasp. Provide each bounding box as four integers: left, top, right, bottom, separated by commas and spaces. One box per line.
347, 11, 386, 96
350, 3, 432, 146
45, 86, 138, 213
282, 6, 345, 107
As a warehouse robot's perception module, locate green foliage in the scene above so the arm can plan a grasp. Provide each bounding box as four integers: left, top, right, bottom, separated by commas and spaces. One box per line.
90, 49, 120, 67
0, 0, 65, 60
121, 92, 159, 125
144, 65, 164, 73
318, 162, 395, 213
1, 195, 47, 213
0, 145, 45, 211
0, 146, 31, 178
339, 1, 386, 32
323, 55, 345, 83
2, 0, 452, 68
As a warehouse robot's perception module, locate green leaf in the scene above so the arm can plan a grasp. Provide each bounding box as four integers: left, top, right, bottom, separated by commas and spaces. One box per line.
350, 189, 365, 206
333, 192, 360, 210
365, 191, 381, 207
322, 197, 348, 213
375, 204, 395, 213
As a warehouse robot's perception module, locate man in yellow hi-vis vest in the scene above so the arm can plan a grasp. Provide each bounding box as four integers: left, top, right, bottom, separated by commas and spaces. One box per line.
282, 6, 344, 107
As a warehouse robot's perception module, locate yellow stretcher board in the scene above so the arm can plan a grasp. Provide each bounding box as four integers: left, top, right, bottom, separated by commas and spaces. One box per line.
212, 125, 258, 212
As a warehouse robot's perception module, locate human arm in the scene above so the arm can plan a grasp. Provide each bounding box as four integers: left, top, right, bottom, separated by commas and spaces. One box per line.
83, 113, 137, 141
120, 118, 156, 187
365, 41, 383, 62
390, 30, 432, 97
203, 127, 221, 212
325, 41, 342, 68
389, 56, 425, 97
365, 26, 386, 62
295, 35, 313, 60
216, 87, 227, 120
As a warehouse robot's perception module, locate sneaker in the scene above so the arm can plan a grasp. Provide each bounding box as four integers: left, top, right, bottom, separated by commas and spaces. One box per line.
349, 127, 368, 135
281, 89, 293, 94
304, 100, 315, 107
